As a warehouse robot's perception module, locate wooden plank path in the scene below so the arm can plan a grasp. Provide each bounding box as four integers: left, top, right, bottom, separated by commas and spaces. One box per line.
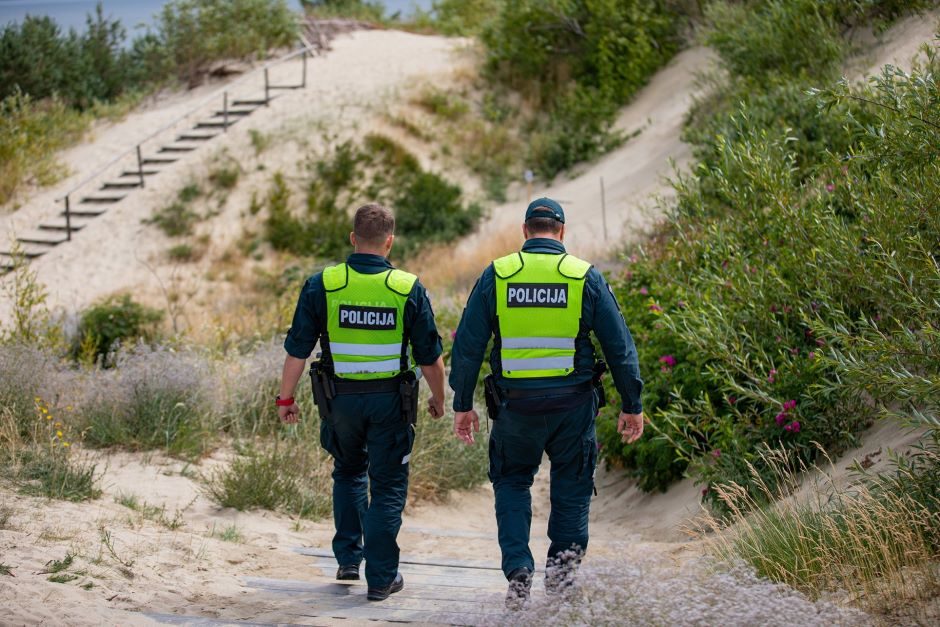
147, 548, 510, 626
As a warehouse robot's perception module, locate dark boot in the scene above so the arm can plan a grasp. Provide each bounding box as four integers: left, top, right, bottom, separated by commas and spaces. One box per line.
336, 564, 360, 581
505, 567, 533, 610
367, 572, 404, 601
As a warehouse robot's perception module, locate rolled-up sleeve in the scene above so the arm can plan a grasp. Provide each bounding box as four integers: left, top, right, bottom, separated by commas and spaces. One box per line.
449, 267, 496, 412
283, 276, 323, 360
587, 269, 643, 413
406, 280, 443, 366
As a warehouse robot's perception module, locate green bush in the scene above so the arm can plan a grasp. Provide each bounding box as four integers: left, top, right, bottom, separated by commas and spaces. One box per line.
264, 135, 480, 260
599, 22, 940, 508
73, 295, 164, 364
704, 0, 844, 82
0, 92, 88, 204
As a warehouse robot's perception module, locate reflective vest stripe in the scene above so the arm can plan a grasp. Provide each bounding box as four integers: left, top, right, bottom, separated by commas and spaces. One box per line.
333, 358, 403, 375
501, 337, 576, 350
501, 356, 574, 372
329, 342, 403, 357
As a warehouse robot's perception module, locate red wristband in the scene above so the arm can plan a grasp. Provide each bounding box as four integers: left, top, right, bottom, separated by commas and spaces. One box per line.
275, 396, 295, 407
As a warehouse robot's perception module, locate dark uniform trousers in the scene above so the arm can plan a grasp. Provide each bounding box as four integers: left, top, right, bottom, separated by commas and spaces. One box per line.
488, 392, 598, 578
319, 390, 415, 588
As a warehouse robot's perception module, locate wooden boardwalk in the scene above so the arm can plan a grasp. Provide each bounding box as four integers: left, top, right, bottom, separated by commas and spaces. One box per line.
148, 548, 509, 626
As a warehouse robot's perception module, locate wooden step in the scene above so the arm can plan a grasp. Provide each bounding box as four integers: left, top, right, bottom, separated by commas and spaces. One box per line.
81, 194, 125, 204
102, 180, 143, 190
231, 98, 268, 106
177, 132, 217, 142
158, 145, 198, 153
0, 248, 46, 259
121, 169, 158, 177
39, 222, 87, 232
62, 208, 106, 218
194, 120, 237, 129
141, 157, 178, 165
212, 109, 254, 117
16, 235, 67, 247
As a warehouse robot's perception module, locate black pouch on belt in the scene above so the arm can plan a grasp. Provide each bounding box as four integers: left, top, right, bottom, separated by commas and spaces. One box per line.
399, 371, 420, 426
483, 374, 503, 421
309, 358, 336, 420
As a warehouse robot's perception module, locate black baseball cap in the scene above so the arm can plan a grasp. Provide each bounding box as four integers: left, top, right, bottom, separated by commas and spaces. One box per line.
525, 197, 565, 224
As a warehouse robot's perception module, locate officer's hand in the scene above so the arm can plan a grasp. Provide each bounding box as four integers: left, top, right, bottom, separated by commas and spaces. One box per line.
453, 410, 480, 445
618, 412, 644, 444
428, 396, 445, 419
279, 403, 301, 424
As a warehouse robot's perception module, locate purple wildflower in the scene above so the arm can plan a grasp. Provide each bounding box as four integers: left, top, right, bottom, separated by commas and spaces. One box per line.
784, 421, 801, 433
775, 412, 788, 426
783, 399, 797, 411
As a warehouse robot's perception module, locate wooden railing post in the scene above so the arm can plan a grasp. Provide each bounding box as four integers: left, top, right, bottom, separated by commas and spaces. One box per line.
223, 91, 229, 132
301, 49, 307, 89
264, 68, 270, 106
65, 195, 72, 241
136, 145, 145, 188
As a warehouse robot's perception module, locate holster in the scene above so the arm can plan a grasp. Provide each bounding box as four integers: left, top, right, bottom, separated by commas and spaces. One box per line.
592, 360, 608, 410
309, 359, 336, 420
483, 374, 503, 421
399, 370, 420, 426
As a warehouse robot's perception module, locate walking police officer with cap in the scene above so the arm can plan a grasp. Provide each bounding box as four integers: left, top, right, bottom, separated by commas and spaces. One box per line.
449, 198, 644, 608
277, 203, 446, 602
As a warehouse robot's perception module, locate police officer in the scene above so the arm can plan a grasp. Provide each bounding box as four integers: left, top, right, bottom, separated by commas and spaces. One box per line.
277, 203, 446, 601
449, 198, 644, 608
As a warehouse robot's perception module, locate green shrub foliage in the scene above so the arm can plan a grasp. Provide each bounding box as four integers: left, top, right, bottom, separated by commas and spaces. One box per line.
264, 135, 481, 260
598, 7, 940, 509
74, 295, 164, 364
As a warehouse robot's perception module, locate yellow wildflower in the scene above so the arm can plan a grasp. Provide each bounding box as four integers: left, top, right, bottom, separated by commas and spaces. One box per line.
56, 430, 63, 438
62, 442, 70, 448
41, 407, 48, 414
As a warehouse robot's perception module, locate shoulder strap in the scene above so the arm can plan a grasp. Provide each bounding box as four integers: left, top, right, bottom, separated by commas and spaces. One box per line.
493, 252, 524, 279
557, 254, 592, 280
386, 268, 419, 296
322, 263, 348, 292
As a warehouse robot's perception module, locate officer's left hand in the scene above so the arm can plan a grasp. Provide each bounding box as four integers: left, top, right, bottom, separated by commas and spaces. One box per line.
428, 395, 445, 419
453, 410, 480, 445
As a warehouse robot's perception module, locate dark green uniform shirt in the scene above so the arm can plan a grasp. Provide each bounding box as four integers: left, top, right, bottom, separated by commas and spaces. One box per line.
284, 253, 443, 366
449, 238, 643, 413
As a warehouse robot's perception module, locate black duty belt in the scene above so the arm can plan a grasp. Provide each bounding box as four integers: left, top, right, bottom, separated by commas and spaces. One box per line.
503, 380, 593, 400
333, 377, 401, 395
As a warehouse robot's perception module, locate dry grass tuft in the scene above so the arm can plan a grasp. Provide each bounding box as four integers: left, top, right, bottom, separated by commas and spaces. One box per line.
409, 227, 522, 297
699, 444, 940, 619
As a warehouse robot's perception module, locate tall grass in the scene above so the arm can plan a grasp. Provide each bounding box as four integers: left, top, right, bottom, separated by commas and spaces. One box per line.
702, 443, 940, 617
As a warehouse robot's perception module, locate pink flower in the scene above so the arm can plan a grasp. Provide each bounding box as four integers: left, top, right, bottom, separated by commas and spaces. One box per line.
784, 421, 801, 433
783, 399, 797, 411
701, 486, 710, 497
629, 254, 638, 264
767, 369, 777, 384
659, 355, 677, 368
712, 449, 721, 459
648, 302, 663, 314
775, 412, 788, 426
769, 304, 778, 314
826, 183, 835, 192
789, 347, 799, 355
639, 286, 649, 295
808, 351, 816, 360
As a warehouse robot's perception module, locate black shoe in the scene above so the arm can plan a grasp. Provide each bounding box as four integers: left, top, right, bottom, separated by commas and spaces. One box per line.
367, 572, 404, 601
505, 567, 532, 610
336, 564, 360, 581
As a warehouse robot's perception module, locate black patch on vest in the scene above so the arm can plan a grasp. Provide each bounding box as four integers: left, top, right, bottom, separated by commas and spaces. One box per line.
338, 305, 397, 330
506, 283, 569, 308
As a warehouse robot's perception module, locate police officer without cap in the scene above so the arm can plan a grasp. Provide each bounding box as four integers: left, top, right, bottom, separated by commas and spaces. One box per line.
449, 198, 644, 608
277, 203, 446, 602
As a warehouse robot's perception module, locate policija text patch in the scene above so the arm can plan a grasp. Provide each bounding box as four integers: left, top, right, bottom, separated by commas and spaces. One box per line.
506, 283, 569, 308
338, 305, 397, 330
